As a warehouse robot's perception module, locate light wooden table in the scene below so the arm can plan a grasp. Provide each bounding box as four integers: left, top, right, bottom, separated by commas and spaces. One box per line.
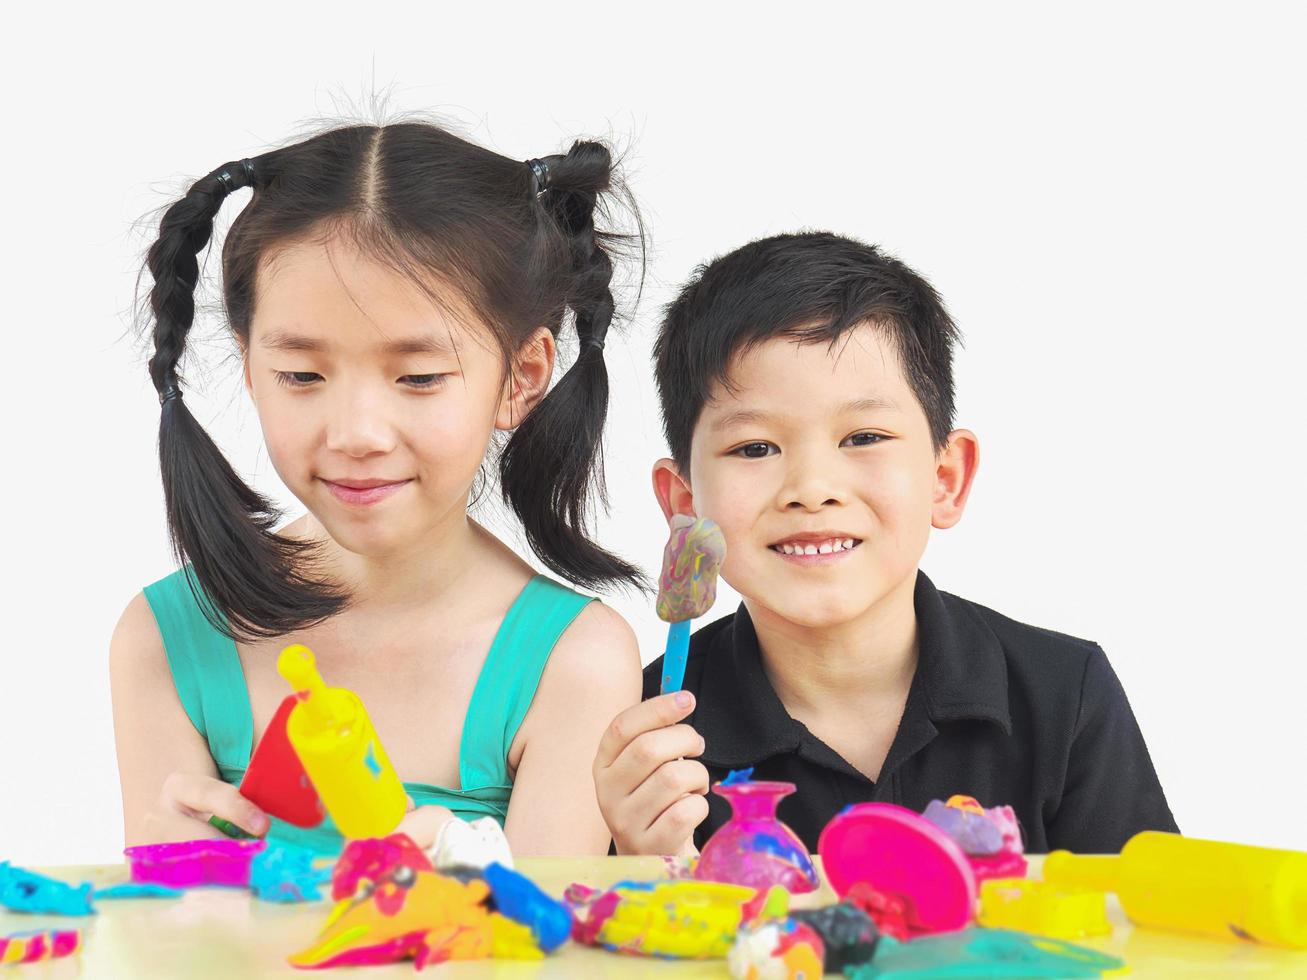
3, 856, 1306, 977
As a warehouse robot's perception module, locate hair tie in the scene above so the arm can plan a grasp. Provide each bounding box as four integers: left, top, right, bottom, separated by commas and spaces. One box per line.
584, 334, 606, 353
215, 158, 257, 196
525, 158, 550, 195
159, 384, 183, 405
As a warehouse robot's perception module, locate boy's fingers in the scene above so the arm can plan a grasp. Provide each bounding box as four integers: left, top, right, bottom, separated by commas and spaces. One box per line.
606, 726, 705, 795
625, 758, 710, 832
595, 692, 696, 770
644, 793, 710, 856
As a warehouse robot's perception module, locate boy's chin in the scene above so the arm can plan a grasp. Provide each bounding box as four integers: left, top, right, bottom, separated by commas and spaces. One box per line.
750, 587, 882, 632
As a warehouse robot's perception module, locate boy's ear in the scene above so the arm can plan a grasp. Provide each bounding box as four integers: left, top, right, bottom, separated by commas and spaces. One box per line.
932, 429, 980, 529
652, 458, 696, 522
496, 327, 556, 430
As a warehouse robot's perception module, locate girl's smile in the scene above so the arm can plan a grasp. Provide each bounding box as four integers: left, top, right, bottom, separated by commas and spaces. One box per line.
320, 477, 414, 507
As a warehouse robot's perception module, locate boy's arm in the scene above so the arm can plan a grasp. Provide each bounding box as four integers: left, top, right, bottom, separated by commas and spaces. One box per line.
1046, 644, 1178, 853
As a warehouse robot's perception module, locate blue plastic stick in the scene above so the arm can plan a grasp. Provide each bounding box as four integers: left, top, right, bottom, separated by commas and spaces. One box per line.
660, 619, 693, 694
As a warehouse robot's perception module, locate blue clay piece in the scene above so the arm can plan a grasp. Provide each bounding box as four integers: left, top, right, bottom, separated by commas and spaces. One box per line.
722, 768, 755, 786
249, 843, 331, 903
483, 862, 572, 952
97, 883, 184, 900
0, 862, 95, 916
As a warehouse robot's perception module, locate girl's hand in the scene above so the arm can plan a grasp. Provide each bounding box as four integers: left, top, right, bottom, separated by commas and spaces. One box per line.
395, 803, 456, 851
147, 771, 270, 842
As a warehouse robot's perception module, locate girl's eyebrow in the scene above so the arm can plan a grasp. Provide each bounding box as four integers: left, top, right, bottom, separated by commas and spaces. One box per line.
259, 331, 457, 356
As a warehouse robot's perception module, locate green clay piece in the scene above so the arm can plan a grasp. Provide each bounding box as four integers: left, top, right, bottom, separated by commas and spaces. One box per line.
845, 927, 1125, 979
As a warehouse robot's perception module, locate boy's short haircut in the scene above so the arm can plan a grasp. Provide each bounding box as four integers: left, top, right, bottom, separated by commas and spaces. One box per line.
654, 231, 962, 468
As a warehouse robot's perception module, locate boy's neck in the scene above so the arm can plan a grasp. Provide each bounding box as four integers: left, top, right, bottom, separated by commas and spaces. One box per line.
745, 571, 920, 717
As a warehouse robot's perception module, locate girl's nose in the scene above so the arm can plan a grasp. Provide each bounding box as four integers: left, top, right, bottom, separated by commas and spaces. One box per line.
324, 384, 398, 458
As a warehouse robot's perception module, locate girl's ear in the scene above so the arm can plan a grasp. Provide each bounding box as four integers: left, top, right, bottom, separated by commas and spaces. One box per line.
651, 458, 696, 522
495, 327, 556, 431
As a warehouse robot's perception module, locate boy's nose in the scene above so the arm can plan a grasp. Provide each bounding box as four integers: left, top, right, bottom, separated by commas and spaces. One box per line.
777, 451, 846, 511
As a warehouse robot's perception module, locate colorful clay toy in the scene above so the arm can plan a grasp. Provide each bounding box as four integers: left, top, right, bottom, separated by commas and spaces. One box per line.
278, 644, 407, 840
921, 795, 1027, 882
695, 769, 819, 895
1045, 830, 1307, 949
977, 878, 1110, 940
657, 514, 727, 693
291, 833, 568, 969
818, 803, 977, 936
0, 929, 82, 966
566, 878, 763, 959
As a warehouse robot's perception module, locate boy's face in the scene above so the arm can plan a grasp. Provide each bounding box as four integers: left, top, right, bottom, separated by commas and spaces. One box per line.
654, 322, 976, 632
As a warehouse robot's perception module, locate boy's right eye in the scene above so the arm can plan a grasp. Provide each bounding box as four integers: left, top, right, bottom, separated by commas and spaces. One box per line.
274, 371, 323, 388
729, 441, 779, 459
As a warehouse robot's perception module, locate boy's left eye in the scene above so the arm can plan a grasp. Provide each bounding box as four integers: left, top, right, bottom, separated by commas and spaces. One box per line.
399, 374, 445, 389
729, 441, 779, 459
841, 431, 886, 448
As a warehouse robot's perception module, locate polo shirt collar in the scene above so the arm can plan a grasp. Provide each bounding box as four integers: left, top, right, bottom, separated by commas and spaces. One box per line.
693, 570, 1011, 771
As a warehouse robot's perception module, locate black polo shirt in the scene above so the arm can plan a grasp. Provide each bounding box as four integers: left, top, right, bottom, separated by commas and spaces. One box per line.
642, 571, 1177, 855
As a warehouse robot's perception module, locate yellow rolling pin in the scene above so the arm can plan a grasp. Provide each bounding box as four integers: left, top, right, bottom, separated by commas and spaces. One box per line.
277, 644, 407, 840
1044, 831, 1307, 948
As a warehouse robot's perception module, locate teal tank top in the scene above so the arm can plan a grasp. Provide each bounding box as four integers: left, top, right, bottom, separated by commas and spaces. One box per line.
142, 568, 594, 854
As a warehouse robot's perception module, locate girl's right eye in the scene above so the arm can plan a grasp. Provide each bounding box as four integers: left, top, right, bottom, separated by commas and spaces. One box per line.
274, 371, 322, 388
729, 441, 779, 459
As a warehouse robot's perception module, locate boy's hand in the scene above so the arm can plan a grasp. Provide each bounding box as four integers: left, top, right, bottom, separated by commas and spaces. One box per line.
593, 691, 710, 856
147, 771, 270, 842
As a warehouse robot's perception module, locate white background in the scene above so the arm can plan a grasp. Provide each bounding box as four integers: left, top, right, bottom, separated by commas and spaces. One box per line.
1, 3, 1304, 866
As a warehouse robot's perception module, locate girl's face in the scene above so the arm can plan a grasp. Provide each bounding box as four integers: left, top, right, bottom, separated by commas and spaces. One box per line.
242, 232, 547, 559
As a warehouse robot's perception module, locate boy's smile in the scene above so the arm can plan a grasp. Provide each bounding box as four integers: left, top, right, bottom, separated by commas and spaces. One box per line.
654, 322, 977, 635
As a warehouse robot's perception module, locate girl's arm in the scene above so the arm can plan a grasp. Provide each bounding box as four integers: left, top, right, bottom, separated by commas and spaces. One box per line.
109, 592, 269, 845
504, 602, 642, 856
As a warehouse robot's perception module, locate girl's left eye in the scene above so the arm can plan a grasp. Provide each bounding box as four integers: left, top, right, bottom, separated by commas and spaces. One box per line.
275, 371, 322, 387
399, 374, 445, 389
841, 431, 887, 448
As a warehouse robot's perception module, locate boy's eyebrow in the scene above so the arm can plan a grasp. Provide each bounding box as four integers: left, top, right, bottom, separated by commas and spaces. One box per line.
259, 330, 457, 356
709, 396, 902, 432
708, 409, 775, 432
841, 395, 903, 414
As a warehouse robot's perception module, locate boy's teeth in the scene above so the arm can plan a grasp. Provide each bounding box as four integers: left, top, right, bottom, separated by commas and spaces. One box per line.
773, 537, 861, 555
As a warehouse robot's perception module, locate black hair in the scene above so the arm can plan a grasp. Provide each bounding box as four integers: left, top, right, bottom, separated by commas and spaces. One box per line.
653, 231, 962, 469
144, 122, 642, 640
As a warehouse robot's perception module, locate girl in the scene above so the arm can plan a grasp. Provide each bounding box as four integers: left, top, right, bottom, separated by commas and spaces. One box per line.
110, 121, 644, 856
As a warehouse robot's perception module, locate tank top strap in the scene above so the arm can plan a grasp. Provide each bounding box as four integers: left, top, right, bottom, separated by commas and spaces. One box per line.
142, 567, 254, 778
458, 575, 595, 792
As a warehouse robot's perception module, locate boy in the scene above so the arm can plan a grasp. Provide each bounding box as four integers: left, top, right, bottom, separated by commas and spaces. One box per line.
594, 232, 1176, 856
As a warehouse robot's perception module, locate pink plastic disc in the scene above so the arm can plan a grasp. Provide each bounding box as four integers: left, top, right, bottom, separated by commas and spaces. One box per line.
818, 802, 976, 933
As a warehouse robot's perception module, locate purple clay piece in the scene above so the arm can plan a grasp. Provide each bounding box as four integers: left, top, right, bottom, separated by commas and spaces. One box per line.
695, 772, 819, 895
124, 839, 266, 889
922, 799, 1004, 856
